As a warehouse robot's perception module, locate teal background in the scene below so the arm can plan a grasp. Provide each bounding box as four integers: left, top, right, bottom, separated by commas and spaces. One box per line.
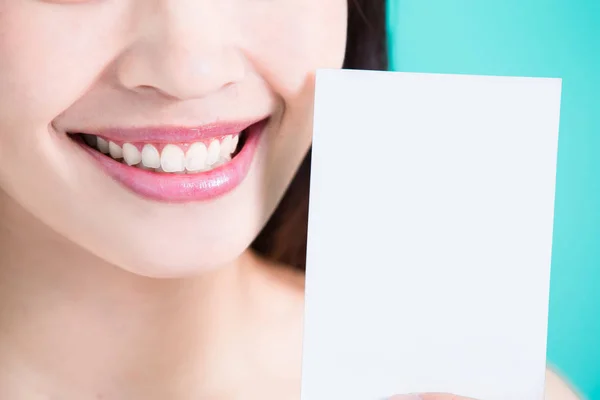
386, 1, 600, 398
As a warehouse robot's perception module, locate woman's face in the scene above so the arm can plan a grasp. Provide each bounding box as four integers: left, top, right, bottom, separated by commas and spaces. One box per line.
0, 0, 347, 277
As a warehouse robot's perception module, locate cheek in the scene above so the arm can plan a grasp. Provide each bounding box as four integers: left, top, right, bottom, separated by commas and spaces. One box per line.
241, 0, 347, 97
0, 3, 127, 128
228, 1, 348, 218
239, 0, 347, 173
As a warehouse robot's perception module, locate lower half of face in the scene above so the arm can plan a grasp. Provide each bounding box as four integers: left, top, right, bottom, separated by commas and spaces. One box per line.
0, 0, 347, 277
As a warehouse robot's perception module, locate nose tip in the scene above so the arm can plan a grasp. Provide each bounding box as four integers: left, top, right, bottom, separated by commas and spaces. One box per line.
116, 43, 246, 100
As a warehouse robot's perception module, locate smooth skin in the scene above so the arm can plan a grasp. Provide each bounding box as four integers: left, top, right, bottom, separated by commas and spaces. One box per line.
0, 1, 581, 399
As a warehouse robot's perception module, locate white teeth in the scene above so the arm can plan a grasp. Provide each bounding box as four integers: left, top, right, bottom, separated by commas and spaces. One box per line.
213, 157, 230, 168
109, 142, 123, 159
206, 139, 220, 166
185, 142, 208, 172
122, 143, 141, 166
160, 144, 185, 172
97, 137, 110, 154
220, 135, 233, 157
91, 134, 242, 173
231, 135, 239, 153
141, 144, 161, 168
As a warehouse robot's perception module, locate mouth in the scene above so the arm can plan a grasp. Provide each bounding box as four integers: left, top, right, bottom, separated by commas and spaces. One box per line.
67, 118, 267, 203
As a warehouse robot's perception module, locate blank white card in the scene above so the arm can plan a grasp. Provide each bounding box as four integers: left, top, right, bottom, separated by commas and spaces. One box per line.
301, 70, 562, 400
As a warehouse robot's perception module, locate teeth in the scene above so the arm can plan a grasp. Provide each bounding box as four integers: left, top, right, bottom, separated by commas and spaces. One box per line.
213, 157, 231, 168
231, 135, 240, 154
160, 144, 185, 173
206, 139, 220, 166
141, 144, 161, 168
97, 138, 110, 154
185, 142, 208, 172
92, 134, 243, 174
220, 135, 233, 157
122, 143, 141, 166
109, 142, 123, 159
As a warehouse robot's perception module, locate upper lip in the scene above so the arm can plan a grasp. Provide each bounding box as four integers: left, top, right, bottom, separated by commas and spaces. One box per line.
70, 117, 267, 144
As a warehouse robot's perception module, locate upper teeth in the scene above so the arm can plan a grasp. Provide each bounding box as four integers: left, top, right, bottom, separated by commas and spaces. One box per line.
90, 134, 240, 173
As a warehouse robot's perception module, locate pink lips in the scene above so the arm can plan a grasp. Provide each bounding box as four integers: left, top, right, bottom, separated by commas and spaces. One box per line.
76, 119, 267, 203
86, 122, 255, 144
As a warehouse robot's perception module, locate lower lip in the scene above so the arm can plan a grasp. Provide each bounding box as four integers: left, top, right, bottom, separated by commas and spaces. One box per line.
75, 121, 265, 203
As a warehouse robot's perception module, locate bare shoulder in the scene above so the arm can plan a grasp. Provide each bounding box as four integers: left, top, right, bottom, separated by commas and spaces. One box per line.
546, 368, 581, 400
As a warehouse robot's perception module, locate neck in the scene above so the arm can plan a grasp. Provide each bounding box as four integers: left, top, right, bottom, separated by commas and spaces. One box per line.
0, 193, 305, 399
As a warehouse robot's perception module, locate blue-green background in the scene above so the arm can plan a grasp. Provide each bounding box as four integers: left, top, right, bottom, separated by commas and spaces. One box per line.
386, 1, 599, 398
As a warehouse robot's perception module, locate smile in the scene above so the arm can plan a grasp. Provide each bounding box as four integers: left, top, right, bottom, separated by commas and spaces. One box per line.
68, 118, 268, 203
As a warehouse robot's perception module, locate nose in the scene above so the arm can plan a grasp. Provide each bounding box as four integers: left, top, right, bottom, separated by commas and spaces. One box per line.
115, 1, 246, 100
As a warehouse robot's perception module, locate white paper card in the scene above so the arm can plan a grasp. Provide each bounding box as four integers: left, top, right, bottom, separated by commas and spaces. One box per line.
301, 70, 562, 400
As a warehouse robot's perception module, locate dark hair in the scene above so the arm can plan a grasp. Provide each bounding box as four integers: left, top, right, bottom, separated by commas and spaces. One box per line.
251, 0, 388, 270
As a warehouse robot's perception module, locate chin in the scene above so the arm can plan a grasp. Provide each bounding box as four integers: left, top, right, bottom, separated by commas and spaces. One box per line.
71, 200, 264, 279
69, 189, 269, 279
104, 242, 249, 279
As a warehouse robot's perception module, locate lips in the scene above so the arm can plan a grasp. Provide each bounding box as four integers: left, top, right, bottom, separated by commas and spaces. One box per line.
68, 118, 268, 203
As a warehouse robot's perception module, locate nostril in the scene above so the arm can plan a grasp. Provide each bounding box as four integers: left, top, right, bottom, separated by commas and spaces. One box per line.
130, 85, 178, 100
